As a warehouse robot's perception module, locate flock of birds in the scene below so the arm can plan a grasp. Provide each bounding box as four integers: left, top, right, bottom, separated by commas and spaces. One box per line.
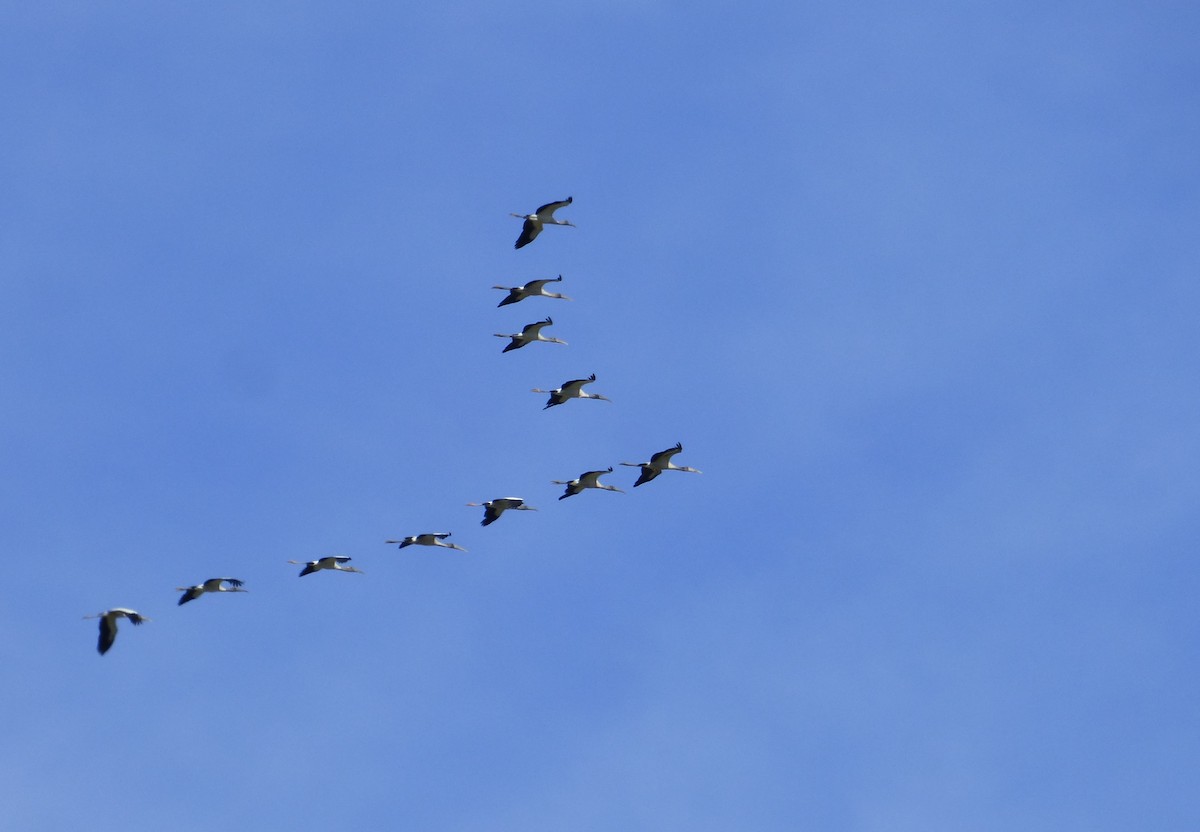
85, 197, 700, 655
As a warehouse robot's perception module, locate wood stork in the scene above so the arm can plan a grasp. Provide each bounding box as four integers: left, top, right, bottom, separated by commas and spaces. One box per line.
493, 275, 572, 307
465, 497, 537, 526
511, 197, 574, 249
176, 577, 247, 606
620, 442, 702, 486
84, 608, 150, 655
287, 556, 364, 577
495, 317, 567, 353
552, 467, 625, 500
531, 373, 611, 409
384, 533, 467, 552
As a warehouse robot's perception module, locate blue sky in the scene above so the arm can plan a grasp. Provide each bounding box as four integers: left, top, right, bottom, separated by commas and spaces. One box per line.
2, 2, 1198, 829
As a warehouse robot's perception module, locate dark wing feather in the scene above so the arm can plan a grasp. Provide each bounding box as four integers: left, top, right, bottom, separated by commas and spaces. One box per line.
98, 617, 117, 655
633, 465, 661, 487
515, 218, 540, 249
178, 587, 201, 606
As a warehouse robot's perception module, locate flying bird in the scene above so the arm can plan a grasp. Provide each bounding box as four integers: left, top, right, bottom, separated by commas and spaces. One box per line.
493, 276, 572, 307
495, 317, 567, 353
287, 556, 364, 577
385, 533, 467, 552
621, 442, 702, 486
466, 497, 537, 526
552, 467, 625, 500
511, 197, 575, 249
176, 577, 247, 606
531, 373, 611, 409
84, 608, 150, 656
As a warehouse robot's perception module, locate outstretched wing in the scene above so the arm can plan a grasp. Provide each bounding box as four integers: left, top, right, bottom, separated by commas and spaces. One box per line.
98, 616, 117, 655
633, 465, 661, 487
650, 443, 684, 467
536, 197, 572, 218
515, 218, 541, 249
521, 317, 552, 336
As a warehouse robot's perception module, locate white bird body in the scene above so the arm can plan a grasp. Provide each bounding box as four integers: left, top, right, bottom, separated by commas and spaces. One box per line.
84, 608, 150, 655
288, 556, 364, 577
495, 317, 567, 352
385, 533, 467, 552
493, 276, 572, 307
466, 497, 537, 526
531, 373, 611, 409
176, 577, 247, 606
621, 442, 702, 486
552, 467, 625, 499
511, 197, 575, 249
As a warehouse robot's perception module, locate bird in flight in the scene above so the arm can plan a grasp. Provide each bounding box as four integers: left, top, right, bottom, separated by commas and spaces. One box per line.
552, 467, 625, 500
176, 577, 248, 606
493, 275, 572, 307
621, 442, 702, 486
84, 608, 150, 655
495, 317, 567, 353
532, 373, 611, 409
385, 533, 467, 552
511, 197, 575, 249
465, 497, 537, 526
287, 556, 364, 577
